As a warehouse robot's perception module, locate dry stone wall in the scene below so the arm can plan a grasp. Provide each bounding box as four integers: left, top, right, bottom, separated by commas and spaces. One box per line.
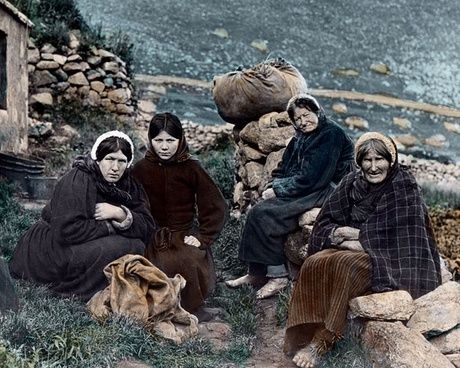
27, 31, 135, 122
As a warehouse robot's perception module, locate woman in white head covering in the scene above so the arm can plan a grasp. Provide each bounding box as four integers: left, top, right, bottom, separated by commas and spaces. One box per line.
10, 131, 156, 301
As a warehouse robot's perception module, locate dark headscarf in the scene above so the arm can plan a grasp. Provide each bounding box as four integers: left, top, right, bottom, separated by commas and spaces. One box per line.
72, 155, 132, 205
145, 112, 192, 164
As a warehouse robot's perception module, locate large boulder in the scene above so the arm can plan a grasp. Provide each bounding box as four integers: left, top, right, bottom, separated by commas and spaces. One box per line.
361, 321, 455, 368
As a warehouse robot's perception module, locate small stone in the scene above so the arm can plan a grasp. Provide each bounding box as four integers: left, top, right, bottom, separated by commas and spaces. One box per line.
58, 124, 80, 140
138, 100, 156, 114
28, 121, 54, 138
332, 67, 360, 77
54, 68, 68, 82
52, 54, 67, 65
78, 86, 91, 97
67, 54, 82, 62
87, 90, 101, 106
370, 62, 391, 75
425, 134, 448, 147
40, 53, 54, 60
393, 134, 419, 147
32, 70, 58, 87
239, 144, 266, 162
40, 43, 57, 54
36, 61, 60, 70
393, 117, 412, 129
211, 28, 229, 38
28, 64, 35, 73
86, 70, 102, 81
63, 62, 85, 73
116, 104, 134, 114
444, 122, 460, 134
30, 92, 53, 106
332, 102, 348, 113
87, 56, 102, 66
259, 112, 279, 129
107, 88, 131, 104
98, 49, 116, 59
55, 82, 70, 92
102, 61, 120, 74
104, 77, 114, 87
245, 161, 264, 188
250, 39, 268, 53
345, 116, 369, 130
68, 32, 80, 50
90, 81, 106, 93
68, 72, 89, 86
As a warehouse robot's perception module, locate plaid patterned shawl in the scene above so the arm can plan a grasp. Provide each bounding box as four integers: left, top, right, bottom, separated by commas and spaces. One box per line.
309, 166, 441, 298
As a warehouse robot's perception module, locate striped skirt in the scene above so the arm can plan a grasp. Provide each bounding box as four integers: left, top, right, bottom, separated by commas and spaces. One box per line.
284, 249, 371, 355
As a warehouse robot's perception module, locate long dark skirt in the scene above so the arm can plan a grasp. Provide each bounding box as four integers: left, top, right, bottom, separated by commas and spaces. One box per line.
239, 185, 335, 266
145, 230, 216, 313
284, 249, 371, 355
10, 230, 145, 302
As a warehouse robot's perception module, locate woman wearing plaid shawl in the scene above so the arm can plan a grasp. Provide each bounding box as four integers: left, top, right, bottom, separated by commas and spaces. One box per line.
284, 132, 441, 368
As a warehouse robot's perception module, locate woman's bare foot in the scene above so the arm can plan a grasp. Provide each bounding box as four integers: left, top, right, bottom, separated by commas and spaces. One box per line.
225, 274, 268, 288
255, 277, 288, 299
292, 344, 319, 368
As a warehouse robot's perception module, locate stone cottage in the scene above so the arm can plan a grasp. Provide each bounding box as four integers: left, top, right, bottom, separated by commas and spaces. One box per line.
0, 0, 32, 153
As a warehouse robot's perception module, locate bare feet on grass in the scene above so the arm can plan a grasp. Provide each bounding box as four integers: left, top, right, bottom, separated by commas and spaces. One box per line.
292, 344, 319, 368
225, 274, 268, 288
255, 277, 288, 299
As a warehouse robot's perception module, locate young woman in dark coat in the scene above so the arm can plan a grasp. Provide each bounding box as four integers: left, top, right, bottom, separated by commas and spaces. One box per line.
226, 94, 355, 299
10, 131, 156, 302
131, 113, 227, 322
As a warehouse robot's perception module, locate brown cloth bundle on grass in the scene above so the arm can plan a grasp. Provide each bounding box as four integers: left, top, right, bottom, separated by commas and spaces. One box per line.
212, 58, 308, 126
87, 254, 198, 343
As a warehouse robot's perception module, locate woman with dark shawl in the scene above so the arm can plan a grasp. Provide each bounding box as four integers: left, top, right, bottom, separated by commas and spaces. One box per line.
284, 132, 442, 368
10, 131, 156, 302
226, 94, 355, 299
131, 113, 227, 322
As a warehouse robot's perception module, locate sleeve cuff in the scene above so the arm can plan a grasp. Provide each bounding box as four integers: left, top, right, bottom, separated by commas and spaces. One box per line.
111, 205, 133, 231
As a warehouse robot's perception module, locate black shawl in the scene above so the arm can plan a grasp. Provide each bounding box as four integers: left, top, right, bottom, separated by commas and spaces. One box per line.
308, 167, 441, 298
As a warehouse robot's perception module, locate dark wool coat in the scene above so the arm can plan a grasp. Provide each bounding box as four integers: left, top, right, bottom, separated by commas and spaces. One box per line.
131, 157, 227, 313
239, 116, 355, 266
9, 167, 155, 302
309, 167, 442, 299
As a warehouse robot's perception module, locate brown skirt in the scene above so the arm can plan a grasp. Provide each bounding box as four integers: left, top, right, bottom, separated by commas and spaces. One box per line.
284, 249, 371, 355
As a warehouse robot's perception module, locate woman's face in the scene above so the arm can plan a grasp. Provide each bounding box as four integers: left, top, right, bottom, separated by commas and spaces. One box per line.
97, 149, 128, 183
151, 130, 179, 160
293, 106, 319, 133
360, 148, 390, 184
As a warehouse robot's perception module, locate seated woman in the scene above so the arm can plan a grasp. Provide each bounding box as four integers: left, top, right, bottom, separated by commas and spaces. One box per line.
10, 131, 156, 302
226, 94, 355, 299
131, 113, 227, 322
284, 132, 442, 368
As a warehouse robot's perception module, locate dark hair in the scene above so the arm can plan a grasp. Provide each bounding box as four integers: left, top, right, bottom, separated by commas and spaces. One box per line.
148, 113, 183, 141
95, 136, 132, 163
355, 139, 392, 167
287, 96, 320, 123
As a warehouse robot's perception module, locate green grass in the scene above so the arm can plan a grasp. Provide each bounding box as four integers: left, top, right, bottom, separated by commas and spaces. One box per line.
0, 179, 257, 367
420, 181, 460, 209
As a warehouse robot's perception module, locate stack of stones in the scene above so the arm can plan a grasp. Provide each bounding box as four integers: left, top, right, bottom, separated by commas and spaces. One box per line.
181, 120, 233, 152
233, 111, 295, 211
27, 31, 135, 122
348, 281, 460, 368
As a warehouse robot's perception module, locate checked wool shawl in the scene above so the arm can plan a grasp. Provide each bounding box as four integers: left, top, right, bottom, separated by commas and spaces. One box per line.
308, 167, 441, 298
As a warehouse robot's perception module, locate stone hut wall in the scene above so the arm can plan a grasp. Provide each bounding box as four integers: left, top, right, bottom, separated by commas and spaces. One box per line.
0, 1, 31, 153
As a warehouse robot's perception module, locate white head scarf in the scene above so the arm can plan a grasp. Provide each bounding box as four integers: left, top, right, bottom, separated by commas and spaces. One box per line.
90, 130, 135, 167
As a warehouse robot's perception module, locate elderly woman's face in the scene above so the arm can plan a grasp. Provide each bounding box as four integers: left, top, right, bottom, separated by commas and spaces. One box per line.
360, 148, 390, 184
97, 149, 128, 183
293, 107, 319, 133
151, 130, 179, 160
